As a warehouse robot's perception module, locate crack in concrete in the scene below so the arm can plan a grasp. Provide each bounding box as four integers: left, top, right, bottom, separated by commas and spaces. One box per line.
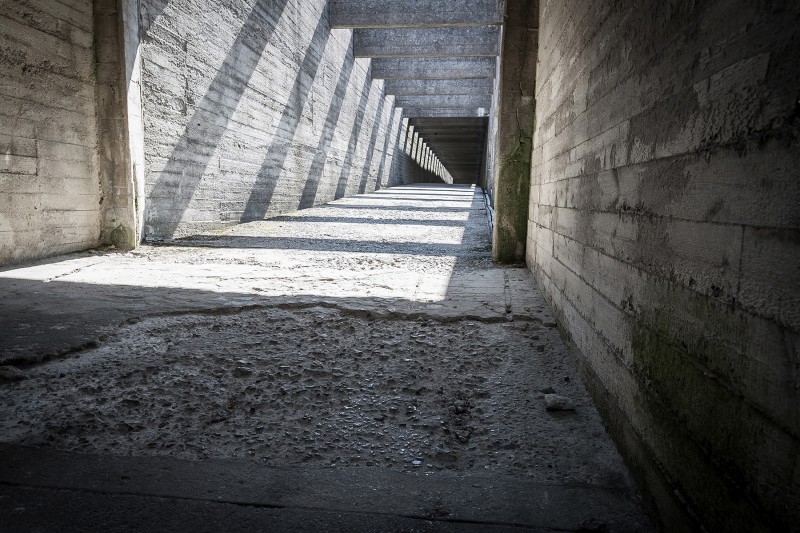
42, 261, 102, 283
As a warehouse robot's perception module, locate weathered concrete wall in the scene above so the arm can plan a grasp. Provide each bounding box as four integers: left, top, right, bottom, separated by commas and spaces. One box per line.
528, 1, 800, 530
141, 0, 411, 239
482, 46, 501, 199
94, 0, 145, 250
491, 0, 537, 263
0, 0, 102, 265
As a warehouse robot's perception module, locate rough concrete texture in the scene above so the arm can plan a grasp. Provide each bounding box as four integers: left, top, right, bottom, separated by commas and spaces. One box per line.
353, 26, 500, 58
396, 95, 493, 110
140, 0, 414, 239
403, 108, 490, 118
0, 185, 654, 531
528, 1, 800, 531
0, 445, 647, 533
384, 79, 496, 96
491, 0, 537, 264
372, 57, 497, 80
0, 0, 102, 265
330, 0, 503, 29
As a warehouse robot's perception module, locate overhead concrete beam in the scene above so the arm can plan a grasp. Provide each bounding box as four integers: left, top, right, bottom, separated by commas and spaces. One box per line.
384, 79, 494, 96
353, 26, 500, 58
436, 162, 483, 167
372, 57, 496, 80
330, 0, 503, 29
402, 108, 490, 118
422, 137, 485, 143
410, 117, 488, 127
395, 95, 492, 109
432, 151, 483, 157
419, 129, 486, 135
427, 143, 484, 149
430, 141, 484, 146
423, 131, 487, 137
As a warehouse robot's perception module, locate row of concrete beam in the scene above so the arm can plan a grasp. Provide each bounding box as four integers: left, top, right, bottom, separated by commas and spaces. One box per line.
330, 0, 501, 119
332, 0, 539, 262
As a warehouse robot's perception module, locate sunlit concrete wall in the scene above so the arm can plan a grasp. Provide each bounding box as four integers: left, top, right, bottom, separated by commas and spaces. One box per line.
0, 1, 101, 265
527, 1, 800, 531
140, 0, 413, 239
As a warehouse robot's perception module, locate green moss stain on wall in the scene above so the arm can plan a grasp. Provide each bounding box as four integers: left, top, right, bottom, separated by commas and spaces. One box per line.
631, 304, 797, 530
493, 99, 534, 264
108, 224, 137, 250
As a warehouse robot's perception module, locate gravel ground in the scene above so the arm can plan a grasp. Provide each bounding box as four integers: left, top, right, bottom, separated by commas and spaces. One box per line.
0, 305, 626, 485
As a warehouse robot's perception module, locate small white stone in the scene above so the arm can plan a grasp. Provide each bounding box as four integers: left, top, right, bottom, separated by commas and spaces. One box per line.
544, 394, 575, 411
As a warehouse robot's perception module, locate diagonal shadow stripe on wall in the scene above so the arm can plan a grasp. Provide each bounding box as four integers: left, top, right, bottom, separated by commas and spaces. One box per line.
143, 0, 292, 238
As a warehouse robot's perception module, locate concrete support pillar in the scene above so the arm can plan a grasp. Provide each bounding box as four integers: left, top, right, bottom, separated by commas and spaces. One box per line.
404, 125, 414, 154
93, 0, 145, 249
491, 0, 537, 263
399, 117, 410, 150
354, 26, 500, 58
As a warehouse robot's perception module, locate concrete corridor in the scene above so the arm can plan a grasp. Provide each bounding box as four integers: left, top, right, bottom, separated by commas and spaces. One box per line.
0, 185, 652, 531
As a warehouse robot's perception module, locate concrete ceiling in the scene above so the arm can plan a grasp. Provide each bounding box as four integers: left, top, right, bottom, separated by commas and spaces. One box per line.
329, 0, 503, 182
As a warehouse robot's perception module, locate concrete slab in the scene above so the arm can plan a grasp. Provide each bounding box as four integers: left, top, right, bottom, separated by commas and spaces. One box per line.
354, 26, 500, 58
0, 444, 652, 532
330, 0, 503, 29
384, 79, 495, 96
396, 95, 493, 109
372, 57, 496, 80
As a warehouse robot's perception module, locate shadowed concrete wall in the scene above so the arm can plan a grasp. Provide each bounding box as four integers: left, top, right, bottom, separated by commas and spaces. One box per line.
528, 1, 800, 530
0, 0, 101, 265
140, 0, 411, 239
95, 0, 146, 250
491, 0, 537, 263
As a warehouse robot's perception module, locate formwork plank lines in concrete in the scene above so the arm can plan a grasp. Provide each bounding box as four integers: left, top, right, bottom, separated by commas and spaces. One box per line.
372, 57, 496, 80
330, 0, 503, 29
396, 95, 493, 109
354, 26, 500, 58
384, 79, 495, 96
403, 107, 490, 118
